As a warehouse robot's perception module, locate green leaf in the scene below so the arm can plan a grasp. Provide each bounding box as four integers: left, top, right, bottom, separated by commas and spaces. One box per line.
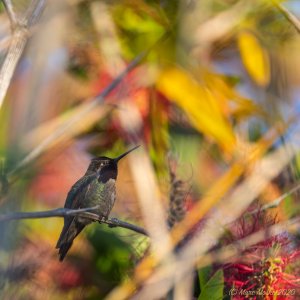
198, 265, 212, 288
198, 269, 224, 300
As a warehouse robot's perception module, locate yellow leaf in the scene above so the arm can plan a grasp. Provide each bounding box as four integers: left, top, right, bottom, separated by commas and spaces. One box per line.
203, 71, 262, 119
156, 68, 236, 153
238, 31, 270, 87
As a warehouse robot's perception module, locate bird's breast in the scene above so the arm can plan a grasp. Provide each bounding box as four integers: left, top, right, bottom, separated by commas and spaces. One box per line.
86, 178, 116, 218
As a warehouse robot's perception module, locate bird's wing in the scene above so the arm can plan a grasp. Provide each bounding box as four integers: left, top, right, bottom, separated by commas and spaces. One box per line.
64, 173, 97, 209
56, 173, 97, 250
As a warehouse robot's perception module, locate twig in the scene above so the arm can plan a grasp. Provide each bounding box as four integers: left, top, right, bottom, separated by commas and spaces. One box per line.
222, 182, 300, 228
7, 53, 145, 179
0, 206, 99, 221
0, 28, 28, 109
251, 183, 300, 214
25, 0, 46, 27
274, 1, 300, 34
1, 0, 18, 27
106, 217, 148, 236
0, 206, 148, 236
0, 0, 46, 109
7, 32, 168, 180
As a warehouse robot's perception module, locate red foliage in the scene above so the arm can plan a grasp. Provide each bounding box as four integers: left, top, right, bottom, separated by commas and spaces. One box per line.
30, 145, 91, 206
220, 209, 300, 299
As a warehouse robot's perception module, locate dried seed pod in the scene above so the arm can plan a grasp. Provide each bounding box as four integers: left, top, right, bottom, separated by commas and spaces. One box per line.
167, 156, 189, 228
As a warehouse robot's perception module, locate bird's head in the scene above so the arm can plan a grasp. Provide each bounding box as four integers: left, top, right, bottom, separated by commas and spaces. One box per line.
86, 145, 140, 182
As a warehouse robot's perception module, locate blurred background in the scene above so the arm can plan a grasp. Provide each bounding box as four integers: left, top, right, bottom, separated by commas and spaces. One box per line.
0, 0, 300, 299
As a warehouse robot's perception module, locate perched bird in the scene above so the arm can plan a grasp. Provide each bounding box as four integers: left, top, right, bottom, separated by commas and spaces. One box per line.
56, 145, 139, 261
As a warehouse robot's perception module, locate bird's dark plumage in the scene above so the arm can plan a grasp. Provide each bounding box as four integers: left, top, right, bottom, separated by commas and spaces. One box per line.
56, 174, 97, 261
56, 145, 139, 261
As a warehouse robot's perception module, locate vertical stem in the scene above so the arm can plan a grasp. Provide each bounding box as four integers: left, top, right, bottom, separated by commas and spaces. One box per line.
1, 0, 18, 27
0, 0, 46, 110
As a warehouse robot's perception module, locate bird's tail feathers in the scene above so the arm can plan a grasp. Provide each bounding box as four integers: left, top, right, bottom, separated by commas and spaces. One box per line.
56, 221, 84, 261
58, 242, 73, 261
56, 223, 70, 249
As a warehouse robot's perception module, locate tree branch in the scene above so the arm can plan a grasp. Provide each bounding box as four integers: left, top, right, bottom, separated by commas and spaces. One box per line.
243, 182, 300, 217
7, 52, 147, 180
274, 1, 300, 34
106, 217, 148, 236
0, 0, 46, 110
1, 0, 18, 27
0, 207, 148, 236
7, 32, 168, 180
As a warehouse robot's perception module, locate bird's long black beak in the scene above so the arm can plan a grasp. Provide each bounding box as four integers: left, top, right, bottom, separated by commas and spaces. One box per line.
114, 145, 140, 163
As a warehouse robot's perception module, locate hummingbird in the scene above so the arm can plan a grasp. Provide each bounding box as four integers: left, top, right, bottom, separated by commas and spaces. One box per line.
56, 145, 140, 261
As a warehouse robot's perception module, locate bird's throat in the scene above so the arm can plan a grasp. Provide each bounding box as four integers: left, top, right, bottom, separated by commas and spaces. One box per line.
98, 167, 117, 183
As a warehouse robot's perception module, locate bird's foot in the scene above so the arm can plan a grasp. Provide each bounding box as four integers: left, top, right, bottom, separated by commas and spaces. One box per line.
98, 216, 107, 224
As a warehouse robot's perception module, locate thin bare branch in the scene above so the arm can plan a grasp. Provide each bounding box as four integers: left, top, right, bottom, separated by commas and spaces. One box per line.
106, 217, 148, 236
1, 0, 18, 27
7, 32, 169, 181
250, 182, 300, 214
7, 52, 146, 180
0, 206, 99, 221
274, 1, 300, 34
0, 0, 46, 110
0, 206, 148, 236
25, 0, 46, 27
0, 28, 28, 109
